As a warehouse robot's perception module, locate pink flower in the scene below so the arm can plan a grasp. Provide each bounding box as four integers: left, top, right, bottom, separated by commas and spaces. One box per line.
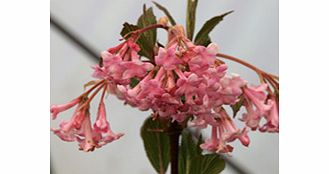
259, 98, 279, 132
190, 112, 219, 128
239, 128, 250, 147
243, 84, 272, 114
218, 74, 246, 105
101, 51, 122, 68
189, 117, 207, 128
215, 141, 234, 153
204, 64, 228, 82
94, 101, 109, 133
99, 128, 124, 146
51, 103, 88, 142
137, 79, 165, 100
155, 46, 182, 70
241, 102, 262, 130
153, 93, 180, 118
77, 113, 98, 152
218, 110, 240, 142
188, 43, 219, 73
50, 97, 80, 120
200, 125, 234, 153
200, 126, 219, 151
120, 61, 154, 79
175, 72, 203, 104
171, 113, 188, 122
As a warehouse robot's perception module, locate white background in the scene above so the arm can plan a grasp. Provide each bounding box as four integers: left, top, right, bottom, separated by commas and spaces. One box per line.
50, 0, 278, 174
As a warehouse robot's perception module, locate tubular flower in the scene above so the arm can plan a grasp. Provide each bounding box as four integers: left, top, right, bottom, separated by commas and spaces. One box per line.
51, 24, 278, 153
241, 84, 279, 133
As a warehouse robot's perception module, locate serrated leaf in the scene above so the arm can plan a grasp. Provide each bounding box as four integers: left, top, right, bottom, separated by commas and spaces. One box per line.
137, 5, 157, 60
83, 80, 97, 90
186, 0, 198, 40
152, 1, 176, 25
231, 96, 244, 118
189, 154, 225, 174
141, 117, 170, 174
194, 11, 233, 46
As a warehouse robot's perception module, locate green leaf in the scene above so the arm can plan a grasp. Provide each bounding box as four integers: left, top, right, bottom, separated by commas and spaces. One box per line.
190, 154, 225, 174
137, 5, 157, 60
120, 22, 150, 58
120, 22, 139, 37
141, 117, 170, 174
179, 130, 200, 174
194, 11, 233, 46
119, 6, 157, 61
129, 77, 139, 88
186, 0, 198, 40
231, 96, 245, 118
179, 129, 225, 174
195, 134, 203, 155
152, 1, 177, 25
201, 35, 212, 47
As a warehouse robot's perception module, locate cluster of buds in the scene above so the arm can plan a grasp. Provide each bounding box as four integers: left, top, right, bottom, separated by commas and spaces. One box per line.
51, 23, 279, 153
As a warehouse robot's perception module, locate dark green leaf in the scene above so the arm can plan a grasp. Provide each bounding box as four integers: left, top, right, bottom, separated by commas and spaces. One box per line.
189, 154, 225, 174
181, 95, 186, 103
119, 6, 157, 60
186, 0, 198, 40
137, 5, 157, 60
201, 35, 212, 47
179, 129, 225, 174
179, 130, 200, 174
152, 1, 176, 25
231, 96, 244, 118
120, 22, 151, 58
129, 77, 139, 88
141, 117, 170, 174
194, 11, 233, 46
120, 22, 139, 37
196, 134, 203, 155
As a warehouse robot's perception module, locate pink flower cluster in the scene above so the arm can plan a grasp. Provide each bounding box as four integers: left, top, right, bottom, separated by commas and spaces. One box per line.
51, 82, 124, 152
51, 28, 278, 153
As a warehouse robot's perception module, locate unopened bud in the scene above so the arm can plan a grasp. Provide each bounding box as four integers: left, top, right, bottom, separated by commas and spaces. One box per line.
158, 16, 169, 26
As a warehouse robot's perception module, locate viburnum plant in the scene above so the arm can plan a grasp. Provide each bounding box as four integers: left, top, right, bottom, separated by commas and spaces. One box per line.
51, 1, 278, 174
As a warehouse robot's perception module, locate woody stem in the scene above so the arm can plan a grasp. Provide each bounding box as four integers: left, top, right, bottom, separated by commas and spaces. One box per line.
168, 121, 182, 174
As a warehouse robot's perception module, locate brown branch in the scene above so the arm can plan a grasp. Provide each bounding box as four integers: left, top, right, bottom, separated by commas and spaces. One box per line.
168, 121, 182, 174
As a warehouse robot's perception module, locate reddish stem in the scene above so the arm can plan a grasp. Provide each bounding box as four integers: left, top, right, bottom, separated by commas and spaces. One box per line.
216, 53, 279, 79
79, 80, 105, 98
123, 24, 169, 40
79, 83, 106, 110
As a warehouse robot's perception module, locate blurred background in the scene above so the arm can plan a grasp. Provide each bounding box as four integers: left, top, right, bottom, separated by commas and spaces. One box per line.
50, 0, 278, 173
